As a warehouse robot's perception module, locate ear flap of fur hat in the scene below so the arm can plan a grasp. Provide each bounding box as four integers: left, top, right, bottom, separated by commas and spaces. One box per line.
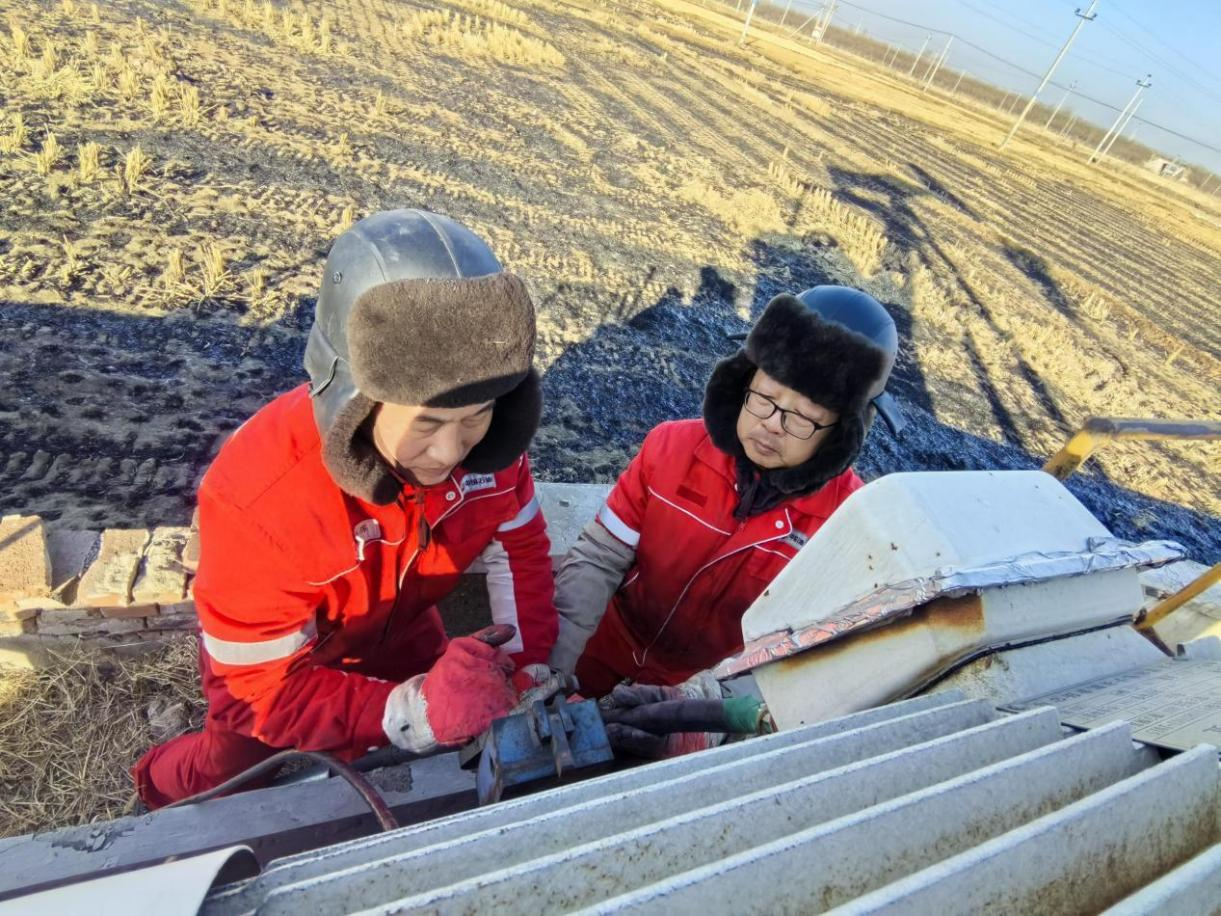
703, 351, 756, 456
320, 393, 404, 506
462, 369, 543, 474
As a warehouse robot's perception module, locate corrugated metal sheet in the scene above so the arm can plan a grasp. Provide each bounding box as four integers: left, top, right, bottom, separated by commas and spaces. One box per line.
204, 689, 1219, 915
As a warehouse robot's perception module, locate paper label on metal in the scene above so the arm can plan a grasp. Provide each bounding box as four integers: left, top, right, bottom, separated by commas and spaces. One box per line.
1006, 659, 1221, 753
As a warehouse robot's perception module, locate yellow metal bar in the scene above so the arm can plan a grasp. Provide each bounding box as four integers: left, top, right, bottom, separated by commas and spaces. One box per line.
1042, 417, 1221, 480
1138, 563, 1221, 632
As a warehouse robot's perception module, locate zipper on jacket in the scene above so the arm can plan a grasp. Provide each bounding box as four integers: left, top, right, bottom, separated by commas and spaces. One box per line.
633, 516, 750, 669
379, 490, 429, 645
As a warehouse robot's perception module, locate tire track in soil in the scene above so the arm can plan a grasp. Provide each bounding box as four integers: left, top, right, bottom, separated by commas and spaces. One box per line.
0, 304, 304, 529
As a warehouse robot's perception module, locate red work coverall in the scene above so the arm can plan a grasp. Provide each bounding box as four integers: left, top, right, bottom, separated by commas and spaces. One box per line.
134, 385, 556, 806
576, 419, 861, 696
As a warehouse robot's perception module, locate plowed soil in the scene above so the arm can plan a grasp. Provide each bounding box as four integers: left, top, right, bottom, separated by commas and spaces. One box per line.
1, 0, 1218, 559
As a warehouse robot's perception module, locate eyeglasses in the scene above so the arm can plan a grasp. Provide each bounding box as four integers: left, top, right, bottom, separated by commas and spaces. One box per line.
743, 389, 839, 440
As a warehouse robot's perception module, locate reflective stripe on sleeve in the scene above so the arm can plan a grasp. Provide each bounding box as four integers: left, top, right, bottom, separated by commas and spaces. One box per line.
480, 540, 525, 655
496, 495, 540, 533
598, 503, 640, 548
201, 619, 318, 666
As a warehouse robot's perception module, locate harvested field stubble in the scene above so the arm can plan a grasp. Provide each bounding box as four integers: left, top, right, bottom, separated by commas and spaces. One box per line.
0, 638, 203, 837
0, 0, 1217, 568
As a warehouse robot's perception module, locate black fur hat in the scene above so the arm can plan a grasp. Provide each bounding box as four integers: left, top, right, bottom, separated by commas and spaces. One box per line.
703, 290, 895, 497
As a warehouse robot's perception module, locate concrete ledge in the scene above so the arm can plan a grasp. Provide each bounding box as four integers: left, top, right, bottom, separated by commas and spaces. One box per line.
0, 482, 611, 660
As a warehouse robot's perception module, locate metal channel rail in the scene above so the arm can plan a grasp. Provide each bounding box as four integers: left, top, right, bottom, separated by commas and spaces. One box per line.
204, 688, 1220, 915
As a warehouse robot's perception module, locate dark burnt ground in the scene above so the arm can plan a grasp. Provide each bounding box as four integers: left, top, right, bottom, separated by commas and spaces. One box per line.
0, 0, 1216, 562
533, 239, 1221, 562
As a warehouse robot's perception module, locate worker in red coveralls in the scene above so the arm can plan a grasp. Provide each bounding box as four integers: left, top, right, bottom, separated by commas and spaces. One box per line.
134, 209, 561, 807
548, 287, 904, 756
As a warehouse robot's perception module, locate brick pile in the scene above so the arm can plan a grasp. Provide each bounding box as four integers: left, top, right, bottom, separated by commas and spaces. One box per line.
0, 513, 201, 656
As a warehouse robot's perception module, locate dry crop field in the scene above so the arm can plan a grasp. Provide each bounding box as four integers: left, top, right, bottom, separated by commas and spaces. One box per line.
0, 0, 1218, 558
1, 0, 1220, 838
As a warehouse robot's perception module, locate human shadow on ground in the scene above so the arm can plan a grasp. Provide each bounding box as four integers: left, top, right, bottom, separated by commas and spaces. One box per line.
2, 240, 1216, 560
537, 236, 1220, 561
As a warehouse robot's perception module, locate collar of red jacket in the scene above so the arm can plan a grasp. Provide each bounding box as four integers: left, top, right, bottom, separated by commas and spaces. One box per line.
692, 432, 849, 523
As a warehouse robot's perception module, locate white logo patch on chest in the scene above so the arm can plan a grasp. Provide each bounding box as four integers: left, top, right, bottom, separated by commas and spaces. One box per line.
782, 529, 809, 551
461, 473, 497, 494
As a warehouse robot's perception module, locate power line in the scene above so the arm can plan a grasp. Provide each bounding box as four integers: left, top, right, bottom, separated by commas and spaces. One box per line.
1000, 0, 1098, 150
1092, 18, 1221, 107
808, 0, 1221, 159
1105, 0, 1221, 86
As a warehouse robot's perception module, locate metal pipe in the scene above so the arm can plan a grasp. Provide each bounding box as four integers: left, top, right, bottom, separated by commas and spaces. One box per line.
1138, 563, 1221, 632
1042, 417, 1221, 480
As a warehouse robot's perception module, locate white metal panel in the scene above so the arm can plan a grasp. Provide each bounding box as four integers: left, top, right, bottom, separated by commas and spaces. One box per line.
0, 846, 254, 916
757, 570, 1143, 730
933, 626, 1165, 707
583, 721, 1145, 914
829, 744, 1220, 915
204, 692, 970, 915
252, 702, 1023, 915
196, 690, 1220, 916
1103, 843, 1221, 915
741, 470, 1113, 642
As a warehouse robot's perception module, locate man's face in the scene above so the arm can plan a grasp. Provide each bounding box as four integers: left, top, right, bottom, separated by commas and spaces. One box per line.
735, 369, 839, 469
369, 400, 495, 486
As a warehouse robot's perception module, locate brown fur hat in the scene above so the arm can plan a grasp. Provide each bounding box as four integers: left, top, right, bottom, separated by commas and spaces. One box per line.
348, 272, 536, 409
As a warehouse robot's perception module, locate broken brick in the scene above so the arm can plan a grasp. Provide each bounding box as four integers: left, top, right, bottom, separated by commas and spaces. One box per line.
46, 529, 101, 602
0, 515, 51, 603
0, 605, 39, 622
37, 614, 143, 637
0, 618, 36, 637
99, 603, 158, 619
76, 529, 150, 607
132, 527, 190, 605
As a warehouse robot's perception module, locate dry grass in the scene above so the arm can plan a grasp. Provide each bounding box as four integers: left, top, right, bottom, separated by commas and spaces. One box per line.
76, 140, 99, 182
0, 0, 1215, 525
121, 144, 151, 193
0, 111, 26, 153
33, 131, 60, 174
407, 10, 565, 68
0, 639, 203, 838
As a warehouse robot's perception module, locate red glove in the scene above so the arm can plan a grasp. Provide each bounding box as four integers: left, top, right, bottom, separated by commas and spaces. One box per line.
383, 625, 517, 752
511, 664, 580, 712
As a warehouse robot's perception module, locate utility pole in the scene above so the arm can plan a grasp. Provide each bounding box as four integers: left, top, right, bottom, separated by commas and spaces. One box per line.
1089, 74, 1151, 163
1043, 81, 1077, 132
952, 70, 966, 94
1061, 113, 1078, 138
1100, 95, 1142, 159
913, 32, 927, 76
1000, 0, 1099, 149
1000, 91, 1013, 112
816, 0, 837, 44
738, 0, 757, 46
780, 0, 791, 27
923, 36, 952, 91
908, 33, 931, 77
